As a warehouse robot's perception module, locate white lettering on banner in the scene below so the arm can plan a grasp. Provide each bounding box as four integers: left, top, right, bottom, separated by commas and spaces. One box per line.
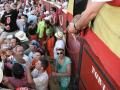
91, 66, 106, 90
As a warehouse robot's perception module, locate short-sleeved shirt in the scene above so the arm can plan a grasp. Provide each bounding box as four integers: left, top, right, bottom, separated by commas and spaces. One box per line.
33, 71, 48, 90
56, 56, 71, 88
28, 14, 37, 24
1, 9, 18, 32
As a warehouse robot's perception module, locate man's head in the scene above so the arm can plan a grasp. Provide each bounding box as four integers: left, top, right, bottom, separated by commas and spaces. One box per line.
29, 40, 40, 51
15, 45, 24, 56
10, 37, 21, 48
12, 63, 24, 79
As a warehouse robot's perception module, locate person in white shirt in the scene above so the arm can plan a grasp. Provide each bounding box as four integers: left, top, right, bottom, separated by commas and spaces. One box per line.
26, 59, 49, 90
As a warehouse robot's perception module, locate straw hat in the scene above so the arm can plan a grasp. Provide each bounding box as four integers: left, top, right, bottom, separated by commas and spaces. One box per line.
55, 31, 63, 39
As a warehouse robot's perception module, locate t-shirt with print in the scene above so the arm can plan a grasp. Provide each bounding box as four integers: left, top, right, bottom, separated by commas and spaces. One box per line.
1, 9, 19, 32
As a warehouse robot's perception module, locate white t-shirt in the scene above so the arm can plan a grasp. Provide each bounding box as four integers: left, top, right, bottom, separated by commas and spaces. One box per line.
92, 0, 112, 2
31, 68, 39, 78
23, 54, 30, 62
33, 71, 48, 90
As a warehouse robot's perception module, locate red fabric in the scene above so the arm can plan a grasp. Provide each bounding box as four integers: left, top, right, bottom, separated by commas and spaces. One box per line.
84, 29, 120, 87
67, 12, 73, 23
32, 59, 38, 66
108, 0, 120, 6
30, 35, 37, 41
51, 12, 58, 25
47, 36, 55, 59
46, 62, 52, 76
7, 75, 27, 88
39, 31, 46, 47
39, 14, 46, 20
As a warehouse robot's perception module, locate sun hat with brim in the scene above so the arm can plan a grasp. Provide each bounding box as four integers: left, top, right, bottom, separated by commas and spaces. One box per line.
55, 31, 63, 39
0, 68, 3, 83
15, 31, 28, 42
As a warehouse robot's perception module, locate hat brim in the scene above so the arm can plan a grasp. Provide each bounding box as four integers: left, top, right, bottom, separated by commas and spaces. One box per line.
55, 32, 63, 39
15, 32, 28, 41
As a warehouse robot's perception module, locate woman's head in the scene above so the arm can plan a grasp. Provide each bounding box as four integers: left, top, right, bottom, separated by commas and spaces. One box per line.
34, 51, 42, 60
57, 48, 65, 59
35, 59, 48, 71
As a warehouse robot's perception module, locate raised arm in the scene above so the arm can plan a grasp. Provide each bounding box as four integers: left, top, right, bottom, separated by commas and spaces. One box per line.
16, 1, 22, 11
68, 1, 106, 33
25, 63, 36, 89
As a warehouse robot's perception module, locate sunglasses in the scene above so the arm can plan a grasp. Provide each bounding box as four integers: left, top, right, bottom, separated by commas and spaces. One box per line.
57, 52, 63, 55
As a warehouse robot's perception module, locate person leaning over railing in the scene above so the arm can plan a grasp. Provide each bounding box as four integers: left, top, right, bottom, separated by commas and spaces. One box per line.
68, 0, 113, 33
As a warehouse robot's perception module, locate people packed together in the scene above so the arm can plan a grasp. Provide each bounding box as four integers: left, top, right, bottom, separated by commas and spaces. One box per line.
0, 0, 70, 90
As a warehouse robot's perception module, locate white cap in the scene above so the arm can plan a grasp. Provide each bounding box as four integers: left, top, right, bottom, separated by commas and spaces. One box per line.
15, 31, 28, 42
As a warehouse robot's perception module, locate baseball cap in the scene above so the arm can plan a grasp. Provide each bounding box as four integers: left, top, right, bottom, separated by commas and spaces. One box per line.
30, 40, 40, 48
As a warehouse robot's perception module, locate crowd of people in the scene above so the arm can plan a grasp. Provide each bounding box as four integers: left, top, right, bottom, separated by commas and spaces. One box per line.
0, 0, 71, 90
0, 0, 119, 89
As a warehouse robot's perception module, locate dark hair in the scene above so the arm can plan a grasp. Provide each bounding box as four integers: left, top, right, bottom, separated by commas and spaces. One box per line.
12, 36, 21, 45
41, 59, 48, 70
12, 63, 24, 79
22, 14, 28, 19
36, 48, 45, 56
45, 20, 52, 27
57, 48, 64, 51
51, 7, 56, 12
